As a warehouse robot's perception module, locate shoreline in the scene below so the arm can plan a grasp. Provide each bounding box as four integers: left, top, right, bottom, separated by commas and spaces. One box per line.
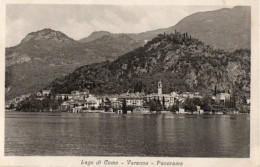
5, 109, 250, 116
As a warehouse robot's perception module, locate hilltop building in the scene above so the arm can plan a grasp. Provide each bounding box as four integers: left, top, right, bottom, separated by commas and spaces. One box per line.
42, 90, 51, 96
36, 90, 51, 97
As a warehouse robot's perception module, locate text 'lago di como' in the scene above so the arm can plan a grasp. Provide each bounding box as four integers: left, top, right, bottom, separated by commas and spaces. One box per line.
81, 160, 183, 166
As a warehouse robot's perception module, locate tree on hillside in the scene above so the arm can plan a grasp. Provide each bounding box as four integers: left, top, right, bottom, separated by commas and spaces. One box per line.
145, 99, 162, 112
122, 99, 127, 114
162, 96, 165, 109
200, 95, 213, 111
134, 81, 143, 93
182, 98, 196, 112
193, 98, 202, 106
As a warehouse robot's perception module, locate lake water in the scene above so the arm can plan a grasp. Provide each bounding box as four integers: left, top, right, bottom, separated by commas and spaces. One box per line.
5, 111, 249, 157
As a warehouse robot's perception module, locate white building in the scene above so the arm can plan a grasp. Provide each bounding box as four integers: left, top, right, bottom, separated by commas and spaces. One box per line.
85, 95, 100, 108
215, 93, 231, 104
56, 89, 90, 100
118, 92, 144, 107
145, 80, 177, 108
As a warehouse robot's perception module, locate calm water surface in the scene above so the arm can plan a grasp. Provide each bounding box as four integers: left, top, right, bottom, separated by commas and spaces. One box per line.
5, 111, 249, 157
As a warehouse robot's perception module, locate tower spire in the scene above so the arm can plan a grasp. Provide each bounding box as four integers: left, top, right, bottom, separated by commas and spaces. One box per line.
158, 79, 162, 95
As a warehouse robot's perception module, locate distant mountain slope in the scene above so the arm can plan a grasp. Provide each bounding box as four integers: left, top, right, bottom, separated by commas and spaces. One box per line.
48, 32, 250, 102
169, 6, 251, 51
82, 34, 142, 60
78, 31, 114, 43
5, 29, 143, 100
86, 6, 250, 51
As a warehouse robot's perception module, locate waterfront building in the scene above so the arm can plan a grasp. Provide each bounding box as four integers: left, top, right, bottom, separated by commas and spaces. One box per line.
95, 94, 118, 108
178, 108, 185, 114
112, 100, 123, 109
103, 97, 112, 108
58, 91, 100, 111
59, 101, 78, 112
126, 97, 143, 107
85, 95, 100, 109
72, 106, 83, 113
59, 101, 70, 111
118, 92, 144, 107
133, 106, 150, 114
95, 96, 104, 108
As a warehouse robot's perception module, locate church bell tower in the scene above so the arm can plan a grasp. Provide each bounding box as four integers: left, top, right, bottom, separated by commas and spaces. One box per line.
158, 80, 162, 95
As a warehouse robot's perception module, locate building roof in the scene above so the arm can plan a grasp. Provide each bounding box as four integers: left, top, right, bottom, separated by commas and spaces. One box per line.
146, 93, 171, 98
217, 93, 230, 95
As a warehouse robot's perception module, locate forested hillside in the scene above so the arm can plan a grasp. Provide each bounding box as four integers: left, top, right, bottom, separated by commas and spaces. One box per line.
48, 32, 250, 101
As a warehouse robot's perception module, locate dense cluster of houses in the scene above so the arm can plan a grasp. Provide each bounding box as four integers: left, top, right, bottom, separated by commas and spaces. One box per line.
6, 80, 249, 114
51, 80, 234, 113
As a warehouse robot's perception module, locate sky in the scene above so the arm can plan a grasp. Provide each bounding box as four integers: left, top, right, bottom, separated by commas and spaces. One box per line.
6, 5, 229, 47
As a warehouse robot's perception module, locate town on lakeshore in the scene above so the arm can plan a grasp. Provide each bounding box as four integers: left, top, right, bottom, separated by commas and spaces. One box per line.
6, 80, 250, 115
4, 5, 253, 162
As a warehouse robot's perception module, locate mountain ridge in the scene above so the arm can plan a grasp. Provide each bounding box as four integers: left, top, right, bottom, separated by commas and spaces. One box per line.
20, 28, 75, 44
5, 6, 250, 101
79, 6, 250, 51
5, 29, 143, 100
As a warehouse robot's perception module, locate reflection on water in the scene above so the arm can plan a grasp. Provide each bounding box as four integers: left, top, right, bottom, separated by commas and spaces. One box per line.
5, 112, 249, 157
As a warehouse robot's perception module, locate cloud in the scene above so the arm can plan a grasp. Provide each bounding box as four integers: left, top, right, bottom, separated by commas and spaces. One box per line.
6, 5, 228, 47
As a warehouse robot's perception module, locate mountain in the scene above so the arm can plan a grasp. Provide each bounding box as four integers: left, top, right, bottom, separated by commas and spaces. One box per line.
47, 32, 250, 102
5, 29, 143, 100
88, 6, 248, 51
6, 6, 250, 101
135, 6, 250, 51
169, 6, 250, 51
78, 31, 114, 43
6, 28, 76, 67
82, 34, 142, 60
20, 28, 76, 45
